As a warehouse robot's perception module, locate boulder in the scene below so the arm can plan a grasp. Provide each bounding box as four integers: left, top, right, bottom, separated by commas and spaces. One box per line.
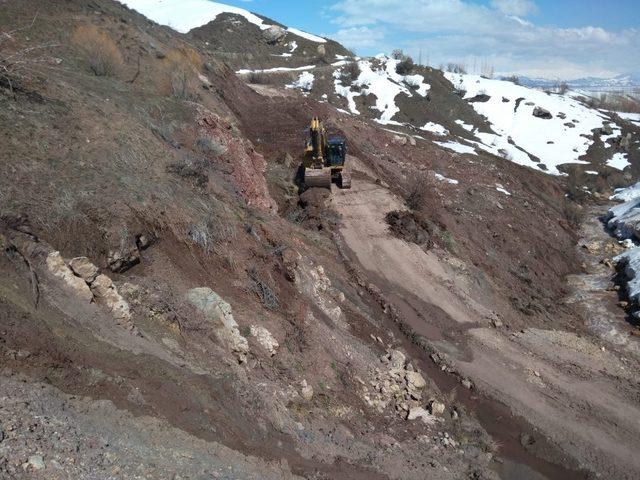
564, 122, 575, 128
262, 25, 286, 44
250, 325, 279, 356
557, 112, 567, 119
468, 93, 490, 103
186, 287, 238, 329
620, 133, 632, 151
91, 274, 132, 322
281, 248, 302, 282
317, 44, 326, 58
185, 287, 248, 362
300, 379, 313, 401
405, 371, 427, 390
532, 107, 552, 119
388, 350, 406, 369
107, 232, 140, 273
429, 400, 446, 416
69, 256, 99, 283
407, 406, 435, 424
46, 252, 93, 303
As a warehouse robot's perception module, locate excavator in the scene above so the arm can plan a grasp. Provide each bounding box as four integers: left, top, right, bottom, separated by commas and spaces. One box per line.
302, 117, 351, 189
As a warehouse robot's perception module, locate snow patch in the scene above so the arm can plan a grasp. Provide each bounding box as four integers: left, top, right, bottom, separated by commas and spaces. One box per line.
435, 173, 459, 185
237, 65, 315, 75
434, 141, 476, 155
495, 184, 511, 196
287, 71, 314, 92
445, 72, 615, 175
606, 152, 630, 171
421, 122, 448, 136
119, 0, 272, 33
287, 27, 326, 43
455, 119, 475, 132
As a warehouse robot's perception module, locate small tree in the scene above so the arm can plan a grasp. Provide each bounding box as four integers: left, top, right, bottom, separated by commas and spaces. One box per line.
72, 25, 123, 77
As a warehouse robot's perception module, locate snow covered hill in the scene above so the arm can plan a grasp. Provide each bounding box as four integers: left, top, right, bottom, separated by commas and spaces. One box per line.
119, 0, 638, 181
119, 0, 326, 42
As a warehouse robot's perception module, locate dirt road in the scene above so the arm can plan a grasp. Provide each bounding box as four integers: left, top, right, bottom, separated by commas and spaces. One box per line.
332, 163, 640, 480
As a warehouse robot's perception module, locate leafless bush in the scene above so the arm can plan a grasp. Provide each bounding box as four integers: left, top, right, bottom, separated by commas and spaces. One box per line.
392, 49, 414, 75
248, 268, 279, 310
72, 25, 123, 76
558, 82, 569, 94
247, 71, 270, 84
340, 61, 360, 84
187, 217, 235, 254
405, 174, 427, 211
160, 48, 202, 100
0, 14, 59, 95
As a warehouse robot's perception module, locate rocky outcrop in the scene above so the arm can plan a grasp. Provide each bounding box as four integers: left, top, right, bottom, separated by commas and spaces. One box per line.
69, 257, 99, 283
262, 25, 286, 44
362, 350, 434, 421
186, 287, 249, 362
46, 252, 93, 303
91, 274, 133, 326
533, 106, 552, 119
195, 106, 277, 213
287, 251, 345, 325
250, 325, 279, 356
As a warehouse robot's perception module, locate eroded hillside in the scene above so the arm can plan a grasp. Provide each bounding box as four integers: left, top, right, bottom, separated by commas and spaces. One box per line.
1, 1, 640, 480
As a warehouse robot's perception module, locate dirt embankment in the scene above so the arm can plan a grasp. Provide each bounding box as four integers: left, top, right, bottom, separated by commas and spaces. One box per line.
2, 1, 640, 480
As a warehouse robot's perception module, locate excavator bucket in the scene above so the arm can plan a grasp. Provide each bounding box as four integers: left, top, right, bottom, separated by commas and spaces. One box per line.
304, 168, 332, 189
339, 167, 352, 189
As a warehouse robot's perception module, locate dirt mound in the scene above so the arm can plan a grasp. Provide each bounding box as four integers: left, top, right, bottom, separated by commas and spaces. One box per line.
386, 210, 433, 246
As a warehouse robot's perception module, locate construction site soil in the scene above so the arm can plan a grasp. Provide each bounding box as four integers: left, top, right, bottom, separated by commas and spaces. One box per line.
1, 1, 640, 479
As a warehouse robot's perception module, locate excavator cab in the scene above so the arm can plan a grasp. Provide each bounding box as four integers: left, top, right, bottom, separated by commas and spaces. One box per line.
327, 137, 347, 167
302, 118, 351, 189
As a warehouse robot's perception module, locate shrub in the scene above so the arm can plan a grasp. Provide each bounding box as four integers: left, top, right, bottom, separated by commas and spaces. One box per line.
247, 71, 270, 84
405, 175, 427, 211
340, 61, 360, 84
248, 268, 279, 310
161, 48, 203, 99
72, 25, 123, 77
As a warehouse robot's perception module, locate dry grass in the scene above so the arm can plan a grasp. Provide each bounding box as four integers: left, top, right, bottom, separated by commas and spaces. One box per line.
0, 13, 59, 95
72, 25, 123, 77
160, 47, 203, 99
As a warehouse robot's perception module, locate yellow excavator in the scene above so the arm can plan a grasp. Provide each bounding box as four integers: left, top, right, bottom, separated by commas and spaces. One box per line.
302, 117, 351, 189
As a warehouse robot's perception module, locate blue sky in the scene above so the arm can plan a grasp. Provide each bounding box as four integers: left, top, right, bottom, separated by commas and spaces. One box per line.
227, 0, 639, 78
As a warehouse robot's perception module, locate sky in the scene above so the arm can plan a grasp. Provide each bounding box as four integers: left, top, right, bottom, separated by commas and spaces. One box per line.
223, 0, 639, 79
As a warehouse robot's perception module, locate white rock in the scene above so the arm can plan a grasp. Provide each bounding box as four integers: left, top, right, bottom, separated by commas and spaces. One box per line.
250, 325, 279, 356
68, 256, 99, 283
407, 407, 436, 425
46, 252, 93, 303
300, 379, 314, 401
429, 400, 446, 416
406, 371, 427, 390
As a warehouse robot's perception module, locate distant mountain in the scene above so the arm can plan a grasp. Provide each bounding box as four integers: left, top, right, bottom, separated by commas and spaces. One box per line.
504, 74, 640, 92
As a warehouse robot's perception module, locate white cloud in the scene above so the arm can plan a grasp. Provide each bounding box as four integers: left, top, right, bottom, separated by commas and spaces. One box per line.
328, 0, 640, 78
333, 26, 388, 51
490, 0, 537, 17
